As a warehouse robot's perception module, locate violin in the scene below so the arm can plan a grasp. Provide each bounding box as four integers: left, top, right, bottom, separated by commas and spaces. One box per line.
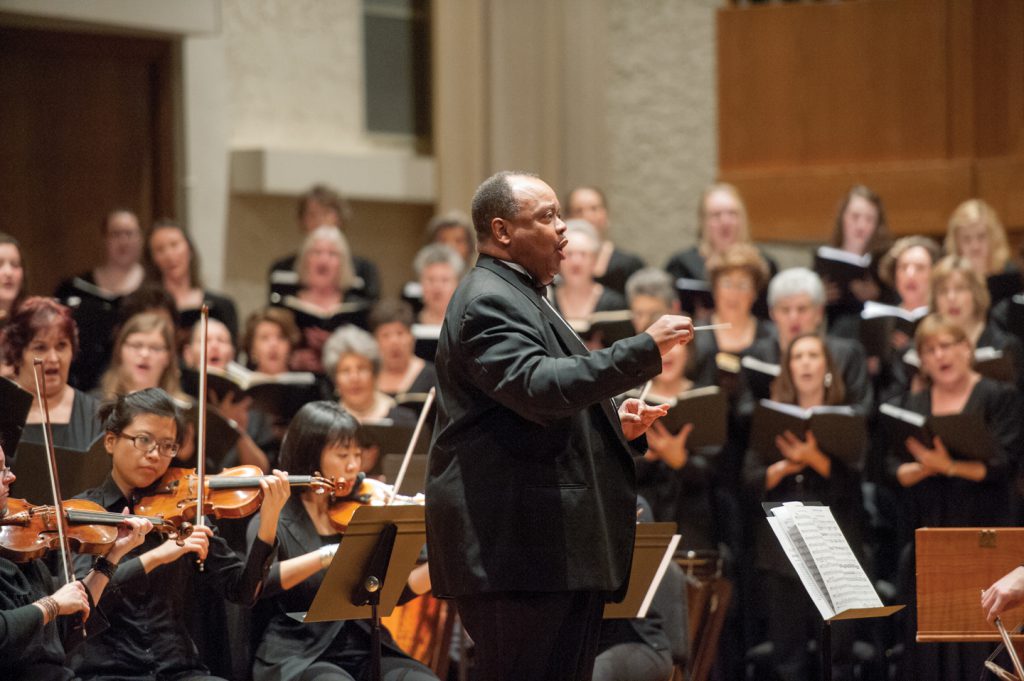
327, 474, 424, 533
0, 498, 190, 563
133, 464, 333, 525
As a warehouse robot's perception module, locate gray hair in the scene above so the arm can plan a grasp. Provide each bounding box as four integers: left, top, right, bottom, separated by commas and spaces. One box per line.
322, 325, 380, 377
625, 267, 676, 307
767, 267, 825, 309
564, 219, 600, 253
413, 243, 464, 279
298, 225, 355, 292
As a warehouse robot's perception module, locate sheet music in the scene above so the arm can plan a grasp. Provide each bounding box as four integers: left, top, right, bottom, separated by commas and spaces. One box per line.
790, 505, 882, 614
768, 507, 835, 619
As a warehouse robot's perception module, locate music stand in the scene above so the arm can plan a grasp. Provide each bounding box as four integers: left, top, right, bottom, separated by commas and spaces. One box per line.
604, 522, 680, 619
301, 504, 426, 681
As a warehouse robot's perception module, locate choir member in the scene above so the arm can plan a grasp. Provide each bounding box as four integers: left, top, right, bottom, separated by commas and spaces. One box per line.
268, 184, 380, 303
180, 318, 272, 473
819, 185, 894, 336
552, 220, 627, 347
286, 226, 366, 373
1, 297, 103, 451
246, 400, 436, 681
745, 269, 872, 416
744, 333, 863, 681
0, 442, 153, 681
886, 315, 1020, 680
242, 307, 301, 376
144, 218, 238, 347
565, 185, 645, 295
0, 232, 27, 328
944, 198, 1020, 306
98, 312, 184, 399
413, 243, 463, 327
664, 182, 778, 318
929, 255, 1022, 387
68, 388, 289, 681
690, 243, 773, 390
322, 325, 416, 476
370, 300, 437, 397
425, 211, 475, 266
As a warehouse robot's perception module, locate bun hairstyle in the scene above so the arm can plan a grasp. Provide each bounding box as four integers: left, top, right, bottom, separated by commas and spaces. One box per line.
99, 387, 186, 445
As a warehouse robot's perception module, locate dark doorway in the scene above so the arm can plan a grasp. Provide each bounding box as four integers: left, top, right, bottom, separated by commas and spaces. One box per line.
0, 24, 176, 296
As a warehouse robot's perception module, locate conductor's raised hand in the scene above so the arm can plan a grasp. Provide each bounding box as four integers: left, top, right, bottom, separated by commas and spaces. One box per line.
982, 565, 1024, 624
619, 398, 669, 441
644, 315, 694, 356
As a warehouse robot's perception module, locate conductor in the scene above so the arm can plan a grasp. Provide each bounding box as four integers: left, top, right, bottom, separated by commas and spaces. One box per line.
425, 171, 694, 681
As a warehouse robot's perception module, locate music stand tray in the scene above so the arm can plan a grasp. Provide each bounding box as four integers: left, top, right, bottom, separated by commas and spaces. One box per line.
604, 522, 680, 619
303, 504, 426, 623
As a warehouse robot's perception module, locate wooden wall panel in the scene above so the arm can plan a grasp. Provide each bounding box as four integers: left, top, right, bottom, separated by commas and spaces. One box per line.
718, 0, 949, 169
718, 0, 1024, 243
0, 26, 174, 297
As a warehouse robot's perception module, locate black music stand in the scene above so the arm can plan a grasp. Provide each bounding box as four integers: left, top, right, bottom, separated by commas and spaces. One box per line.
301, 505, 426, 681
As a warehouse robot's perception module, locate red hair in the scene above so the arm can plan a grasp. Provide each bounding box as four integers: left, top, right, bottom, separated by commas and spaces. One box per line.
0, 297, 78, 373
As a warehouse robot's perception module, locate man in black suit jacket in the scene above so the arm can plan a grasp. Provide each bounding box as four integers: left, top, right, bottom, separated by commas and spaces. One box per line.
426, 171, 694, 681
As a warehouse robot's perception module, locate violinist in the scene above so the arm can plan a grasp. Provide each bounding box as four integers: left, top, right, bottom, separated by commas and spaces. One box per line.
68, 388, 289, 681
0, 441, 153, 680
247, 400, 437, 681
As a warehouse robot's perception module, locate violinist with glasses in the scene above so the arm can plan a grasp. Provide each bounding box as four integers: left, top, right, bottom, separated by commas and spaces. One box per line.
67, 388, 289, 681
0, 440, 153, 680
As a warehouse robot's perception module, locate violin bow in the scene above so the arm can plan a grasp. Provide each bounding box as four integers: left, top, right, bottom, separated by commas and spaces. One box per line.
387, 387, 435, 505
194, 305, 209, 571
30, 359, 75, 585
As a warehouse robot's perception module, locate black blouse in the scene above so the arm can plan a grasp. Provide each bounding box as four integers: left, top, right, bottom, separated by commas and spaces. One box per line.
68, 475, 277, 680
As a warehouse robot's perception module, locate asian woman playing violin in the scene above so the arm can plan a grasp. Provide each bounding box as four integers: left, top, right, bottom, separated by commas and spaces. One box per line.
0, 441, 153, 681
247, 400, 437, 681
68, 388, 289, 681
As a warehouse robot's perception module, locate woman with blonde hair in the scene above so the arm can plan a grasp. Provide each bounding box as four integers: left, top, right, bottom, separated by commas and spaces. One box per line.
945, 199, 1016, 291
664, 182, 778, 318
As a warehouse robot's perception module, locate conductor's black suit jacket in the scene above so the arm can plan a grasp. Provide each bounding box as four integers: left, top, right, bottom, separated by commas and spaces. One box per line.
426, 255, 663, 598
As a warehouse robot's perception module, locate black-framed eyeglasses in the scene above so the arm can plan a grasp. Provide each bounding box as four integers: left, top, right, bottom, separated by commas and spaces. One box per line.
117, 432, 180, 459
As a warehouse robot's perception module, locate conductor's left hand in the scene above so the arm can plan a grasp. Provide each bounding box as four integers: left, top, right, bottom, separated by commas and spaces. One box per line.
619, 398, 669, 441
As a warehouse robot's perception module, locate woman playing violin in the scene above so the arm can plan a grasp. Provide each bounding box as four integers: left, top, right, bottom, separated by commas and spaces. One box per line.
0, 441, 153, 680
247, 400, 436, 681
68, 388, 289, 681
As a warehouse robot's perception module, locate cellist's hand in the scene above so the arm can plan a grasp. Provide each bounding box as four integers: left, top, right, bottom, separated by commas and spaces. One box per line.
256, 470, 289, 544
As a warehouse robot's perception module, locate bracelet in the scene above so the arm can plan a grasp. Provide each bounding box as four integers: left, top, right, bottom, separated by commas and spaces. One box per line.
319, 544, 339, 569
93, 555, 118, 580
37, 596, 59, 623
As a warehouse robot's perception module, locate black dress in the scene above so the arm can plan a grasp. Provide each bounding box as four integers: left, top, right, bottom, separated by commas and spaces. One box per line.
54, 272, 129, 393
18, 389, 103, 453
886, 377, 1021, 681
595, 247, 645, 296
248, 496, 435, 681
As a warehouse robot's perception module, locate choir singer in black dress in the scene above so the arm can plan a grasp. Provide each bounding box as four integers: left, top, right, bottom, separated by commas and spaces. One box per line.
426, 171, 694, 681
